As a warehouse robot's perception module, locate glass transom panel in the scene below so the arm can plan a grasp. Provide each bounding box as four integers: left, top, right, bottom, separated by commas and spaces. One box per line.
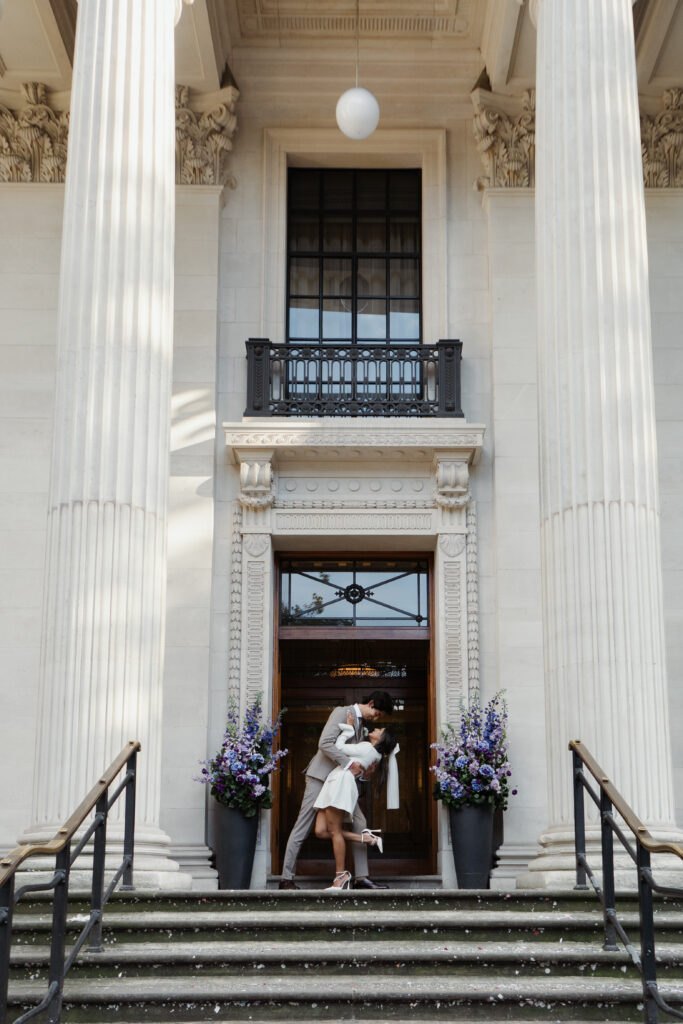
280, 559, 429, 627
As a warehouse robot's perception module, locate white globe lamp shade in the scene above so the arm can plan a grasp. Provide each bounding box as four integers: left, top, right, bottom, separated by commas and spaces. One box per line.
336, 87, 380, 140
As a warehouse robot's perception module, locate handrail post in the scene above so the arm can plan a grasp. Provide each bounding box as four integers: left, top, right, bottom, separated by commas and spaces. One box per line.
46, 845, 70, 1024
600, 789, 619, 951
637, 843, 659, 1024
245, 338, 272, 416
88, 792, 108, 951
0, 875, 14, 1024
572, 749, 589, 890
437, 339, 463, 418
121, 748, 137, 891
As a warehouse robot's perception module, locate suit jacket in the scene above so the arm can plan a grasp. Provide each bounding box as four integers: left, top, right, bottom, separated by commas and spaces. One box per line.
305, 704, 362, 782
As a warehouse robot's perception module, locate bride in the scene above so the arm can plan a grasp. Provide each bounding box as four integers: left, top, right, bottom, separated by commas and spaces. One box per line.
314, 711, 399, 891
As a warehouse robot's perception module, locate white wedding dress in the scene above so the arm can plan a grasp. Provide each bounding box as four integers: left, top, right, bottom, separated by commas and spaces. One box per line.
313, 724, 381, 815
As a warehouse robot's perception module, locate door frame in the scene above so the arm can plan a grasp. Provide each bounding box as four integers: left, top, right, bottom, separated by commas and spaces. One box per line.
271, 550, 437, 876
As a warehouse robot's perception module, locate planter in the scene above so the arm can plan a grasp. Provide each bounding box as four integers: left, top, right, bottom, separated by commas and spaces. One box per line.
211, 801, 259, 889
448, 803, 494, 889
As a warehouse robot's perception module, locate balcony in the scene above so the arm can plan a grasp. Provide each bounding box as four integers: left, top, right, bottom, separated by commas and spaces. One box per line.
244, 339, 463, 418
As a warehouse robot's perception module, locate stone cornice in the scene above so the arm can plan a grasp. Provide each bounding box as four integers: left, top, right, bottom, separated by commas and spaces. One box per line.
0, 82, 239, 186
473, 86, 683, 190
224, 418, 486, 464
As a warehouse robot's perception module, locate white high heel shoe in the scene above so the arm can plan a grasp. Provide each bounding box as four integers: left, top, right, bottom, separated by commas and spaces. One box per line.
323, 870, 351, 891
361, 829, 383, 854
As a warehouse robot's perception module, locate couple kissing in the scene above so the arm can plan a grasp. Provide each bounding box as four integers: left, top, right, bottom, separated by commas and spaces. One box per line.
279, 691, 399, 891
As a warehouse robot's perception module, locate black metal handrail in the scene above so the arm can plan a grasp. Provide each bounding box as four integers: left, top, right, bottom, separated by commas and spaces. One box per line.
244, 338, 463, 417
570, 739, 683, 1023
0, 741, 141, 1024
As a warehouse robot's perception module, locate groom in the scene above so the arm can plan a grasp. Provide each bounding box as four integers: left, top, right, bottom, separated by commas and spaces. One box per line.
279, 689, 395, 890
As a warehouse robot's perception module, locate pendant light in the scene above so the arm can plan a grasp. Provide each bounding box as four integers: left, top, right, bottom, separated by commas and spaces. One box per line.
336, 0, 380, 140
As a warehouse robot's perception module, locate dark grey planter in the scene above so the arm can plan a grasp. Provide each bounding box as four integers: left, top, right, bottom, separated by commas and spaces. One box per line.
448, 803, 494, 889
211, 801, 259, 889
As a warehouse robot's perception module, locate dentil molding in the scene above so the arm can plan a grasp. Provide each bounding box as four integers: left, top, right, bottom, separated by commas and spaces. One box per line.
0, 82, 239, 186
472, 86, 683, 190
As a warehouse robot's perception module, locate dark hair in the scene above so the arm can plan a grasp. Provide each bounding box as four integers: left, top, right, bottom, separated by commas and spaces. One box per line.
363, 690, 394, 714
373, 728, 397, 789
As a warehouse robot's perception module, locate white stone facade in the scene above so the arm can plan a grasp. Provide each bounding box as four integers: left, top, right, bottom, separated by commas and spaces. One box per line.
1, 0, 683, 888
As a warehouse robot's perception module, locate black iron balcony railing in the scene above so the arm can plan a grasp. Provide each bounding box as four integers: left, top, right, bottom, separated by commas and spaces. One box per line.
244, 339, 463, 418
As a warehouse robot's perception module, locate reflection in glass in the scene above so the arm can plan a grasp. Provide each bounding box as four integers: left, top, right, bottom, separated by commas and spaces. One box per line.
390, 299, 420, 340
356, 171, 387, 210
323, 258, 353, 297
357, 218, 386, 252
357, 299, 386, 340
323, 217, 353, 252
323, 171, 353, 209
358, 258, 386, 295
280, 559, 429, 626
288, 299, 319, 339
390, 216, 419, 253
389, 170, 420, 211
289, 216, 319, 252
289, 257, 318, 296
323, 299, 352, 339
390, 258, 420, 297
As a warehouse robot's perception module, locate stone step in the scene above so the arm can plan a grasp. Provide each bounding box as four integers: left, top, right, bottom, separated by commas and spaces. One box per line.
10, 938, 681, 979
10, 907, 683, 947
7, 972, 683, 1022
15, 888, 683, 915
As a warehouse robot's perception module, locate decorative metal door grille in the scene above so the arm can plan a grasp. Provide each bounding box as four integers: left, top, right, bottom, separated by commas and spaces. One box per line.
280, 558, 429, 627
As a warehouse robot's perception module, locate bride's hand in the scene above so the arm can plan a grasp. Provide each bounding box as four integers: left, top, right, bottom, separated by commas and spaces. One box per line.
346, 710, 355, 726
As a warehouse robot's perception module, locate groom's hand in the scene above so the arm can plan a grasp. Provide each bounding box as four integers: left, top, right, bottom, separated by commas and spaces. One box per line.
349, 762, 363, 778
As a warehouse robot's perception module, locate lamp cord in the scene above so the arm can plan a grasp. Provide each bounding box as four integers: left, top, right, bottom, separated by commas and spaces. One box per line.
355, 0, 359, 88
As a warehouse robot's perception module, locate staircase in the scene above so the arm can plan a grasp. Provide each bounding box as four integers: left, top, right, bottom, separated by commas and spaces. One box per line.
7, 889, 683, 1022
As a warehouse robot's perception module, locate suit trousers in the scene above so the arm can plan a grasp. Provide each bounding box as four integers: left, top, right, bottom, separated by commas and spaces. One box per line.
281, 774, 369, 879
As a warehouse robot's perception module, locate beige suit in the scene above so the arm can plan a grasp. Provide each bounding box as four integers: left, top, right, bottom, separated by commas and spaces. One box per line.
281, 704, 369, 880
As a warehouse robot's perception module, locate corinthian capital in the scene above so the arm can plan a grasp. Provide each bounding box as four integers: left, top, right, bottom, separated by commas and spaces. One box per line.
175, 84, 239, 186
471, 88, 536, 190
0, 83, 69, 183
641, 89, 683, 188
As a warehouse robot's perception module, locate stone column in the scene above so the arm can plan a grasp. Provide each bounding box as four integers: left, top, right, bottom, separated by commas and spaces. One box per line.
522, 0, 683, 886
24, 0, 191, 887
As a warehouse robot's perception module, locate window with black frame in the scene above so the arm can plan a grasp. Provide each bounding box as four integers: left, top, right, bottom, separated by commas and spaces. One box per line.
286, 169, 422, 406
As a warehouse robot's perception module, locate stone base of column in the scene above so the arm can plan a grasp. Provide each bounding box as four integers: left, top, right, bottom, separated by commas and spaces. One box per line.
17, 824, 194, 890
516, 826, 683, 891
170, 843, 218, 888
490, 843, 540, 890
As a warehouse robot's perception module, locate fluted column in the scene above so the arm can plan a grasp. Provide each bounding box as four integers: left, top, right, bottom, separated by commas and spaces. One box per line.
24, 0, 190, 886
523, 0, 683, 885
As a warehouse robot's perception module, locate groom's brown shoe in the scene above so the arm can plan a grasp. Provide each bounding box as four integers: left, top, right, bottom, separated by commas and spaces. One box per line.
278, 879, 299, 890
353, 876, 388, 889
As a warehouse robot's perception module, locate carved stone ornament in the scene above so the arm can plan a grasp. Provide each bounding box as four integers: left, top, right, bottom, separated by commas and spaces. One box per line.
472, 88, 536, 190
0, 83, 69, 183
175, 85, 239, 186
239, 458, 275, 510
434, 459, 470, 510
641, 89, 683, 188
244, 533, 269, 557
439, 534, 466, 558
0, 82, 239, 187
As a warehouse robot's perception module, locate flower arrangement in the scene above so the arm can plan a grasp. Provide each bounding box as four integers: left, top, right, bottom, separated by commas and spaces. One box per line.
430, 691, 516, 811
197, 695, 287, 817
